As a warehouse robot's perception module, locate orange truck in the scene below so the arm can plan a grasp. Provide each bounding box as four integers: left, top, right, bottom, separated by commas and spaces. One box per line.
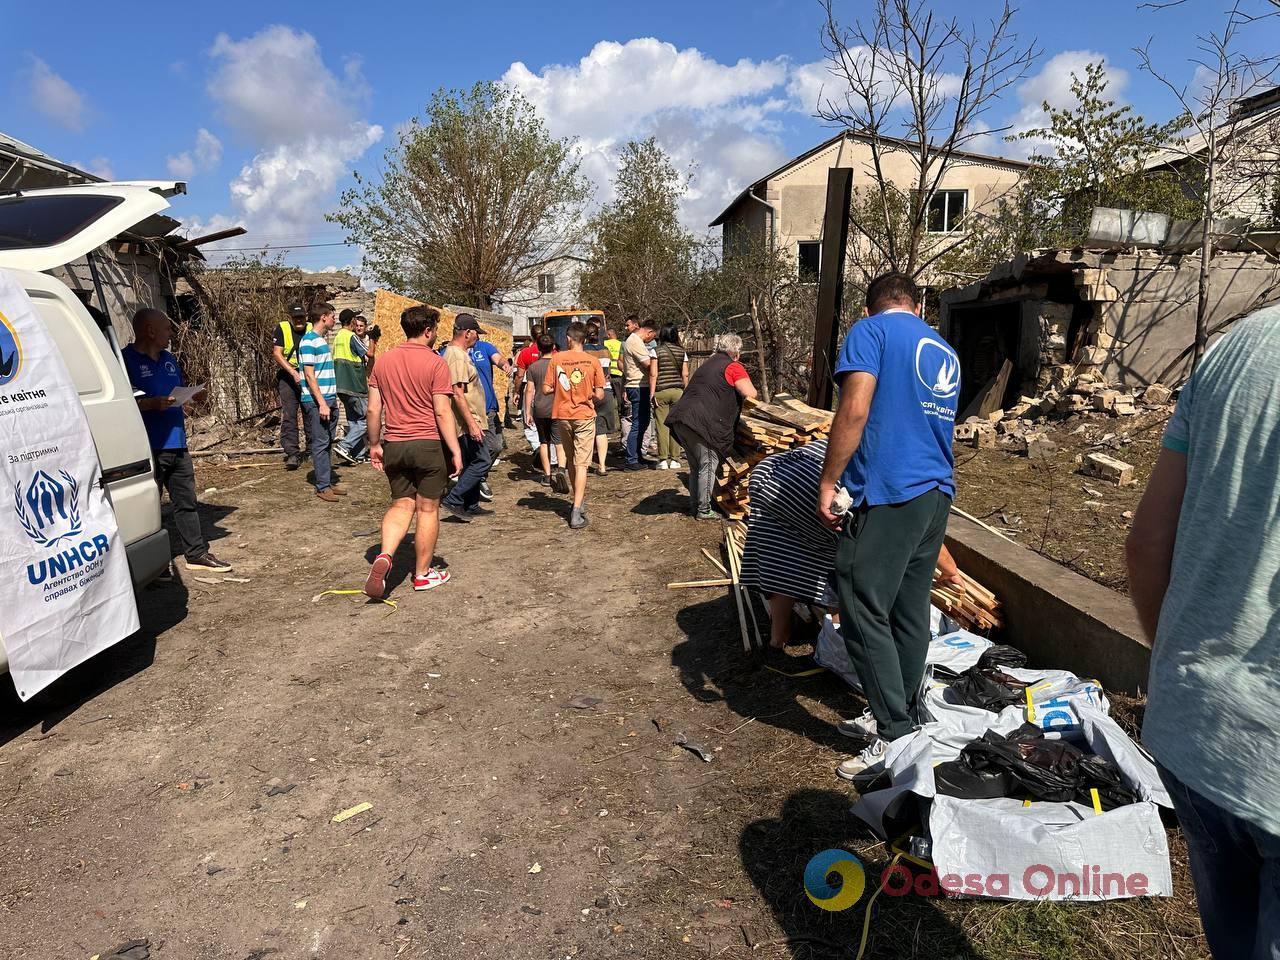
541, 308, 605, 350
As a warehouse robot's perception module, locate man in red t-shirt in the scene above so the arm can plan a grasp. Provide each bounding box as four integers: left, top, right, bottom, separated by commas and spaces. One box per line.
511, 325, 544, 420
363, 305, 463, 598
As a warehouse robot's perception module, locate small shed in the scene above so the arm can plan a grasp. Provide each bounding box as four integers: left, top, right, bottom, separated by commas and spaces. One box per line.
940, 248, 1280, 405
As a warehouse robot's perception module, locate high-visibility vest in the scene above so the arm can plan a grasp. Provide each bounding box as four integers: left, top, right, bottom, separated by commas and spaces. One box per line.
332, 327, 368, 396
278, 320, 311, 368
604, 338, 622, 377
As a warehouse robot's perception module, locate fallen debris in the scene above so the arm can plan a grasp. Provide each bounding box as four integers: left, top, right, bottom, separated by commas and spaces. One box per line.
565, 695, 602, 710
674, 733, 714, 762
332, 801, 373, 823
1084, 452, 1135, 486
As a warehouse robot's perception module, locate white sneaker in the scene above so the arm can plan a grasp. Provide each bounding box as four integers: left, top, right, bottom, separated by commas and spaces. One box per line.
836, 709, 879, 741
835, 737, 889, 783
656, 460, 670, 470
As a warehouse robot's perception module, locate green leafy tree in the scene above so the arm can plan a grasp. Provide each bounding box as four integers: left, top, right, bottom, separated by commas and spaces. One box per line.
577, 138, 704, 322
331, 82, 590, 308
1012, 62, 1199, 247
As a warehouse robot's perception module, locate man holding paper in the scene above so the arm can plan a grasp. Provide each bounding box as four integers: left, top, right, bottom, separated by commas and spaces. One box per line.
123, 308, 232, 574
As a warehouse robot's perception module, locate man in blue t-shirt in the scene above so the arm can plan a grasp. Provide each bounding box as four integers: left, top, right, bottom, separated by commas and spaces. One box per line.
462, 327, 511, 501
123, 308, 231, 574
817, 272, 960, 782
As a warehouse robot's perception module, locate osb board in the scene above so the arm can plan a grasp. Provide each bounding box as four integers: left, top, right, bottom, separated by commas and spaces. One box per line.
373, 289, 513, 412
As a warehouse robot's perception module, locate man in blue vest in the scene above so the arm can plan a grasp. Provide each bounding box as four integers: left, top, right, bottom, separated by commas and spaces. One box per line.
271, 303, 310, 471
817, 272, 959, 783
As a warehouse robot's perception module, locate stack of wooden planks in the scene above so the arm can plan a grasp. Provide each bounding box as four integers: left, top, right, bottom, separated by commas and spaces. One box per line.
716, 394, 833, 519
931, 571, 1004, 631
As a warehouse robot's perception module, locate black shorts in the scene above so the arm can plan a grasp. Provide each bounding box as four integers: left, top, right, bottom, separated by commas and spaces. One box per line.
383, 439, 447, 500
534, 416, 556, 445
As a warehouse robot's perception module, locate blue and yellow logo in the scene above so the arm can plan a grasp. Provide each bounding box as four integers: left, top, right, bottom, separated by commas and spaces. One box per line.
804, 848, 866, 911
0, 308, 23, 387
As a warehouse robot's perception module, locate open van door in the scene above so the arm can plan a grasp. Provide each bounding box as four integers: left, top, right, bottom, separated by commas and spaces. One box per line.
0, 183, 188, 594
0, 181, 185, 272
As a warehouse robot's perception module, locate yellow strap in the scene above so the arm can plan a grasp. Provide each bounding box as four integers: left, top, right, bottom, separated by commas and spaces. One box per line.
1090, 788, 1103, 816
854, 852, 903, 960
1024, 681, 1053, 722
1023, 798, 1032, 808
313, 588, 397, 614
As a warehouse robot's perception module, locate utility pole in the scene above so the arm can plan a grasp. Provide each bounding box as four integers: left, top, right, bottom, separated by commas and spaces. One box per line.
808, 167, 853, 409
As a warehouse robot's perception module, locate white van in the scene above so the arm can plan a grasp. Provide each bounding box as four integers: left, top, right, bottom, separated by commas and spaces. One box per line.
0, 182, 184, 672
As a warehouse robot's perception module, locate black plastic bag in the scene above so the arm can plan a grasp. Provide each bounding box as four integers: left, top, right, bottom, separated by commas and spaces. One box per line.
934, 759, 1012, 799
975, 645, 1028, 671
951, 667, 1032, 711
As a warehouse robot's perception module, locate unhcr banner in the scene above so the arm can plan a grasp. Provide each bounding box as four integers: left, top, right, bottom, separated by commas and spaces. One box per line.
0, 271, 139, 700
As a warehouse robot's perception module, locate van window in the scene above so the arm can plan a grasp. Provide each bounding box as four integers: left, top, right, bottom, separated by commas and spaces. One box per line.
0, 195, 124, 251
26, 288, 111, 398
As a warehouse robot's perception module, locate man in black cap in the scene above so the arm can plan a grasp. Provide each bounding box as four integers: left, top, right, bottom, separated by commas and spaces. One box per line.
440, 313, 492, 521
271, 303, 310, 470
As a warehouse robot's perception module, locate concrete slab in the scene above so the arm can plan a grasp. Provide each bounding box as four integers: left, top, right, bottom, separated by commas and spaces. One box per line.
945, 514, 1151, 694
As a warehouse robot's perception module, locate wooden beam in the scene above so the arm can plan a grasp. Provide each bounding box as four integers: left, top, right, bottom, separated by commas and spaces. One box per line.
808, 166, 854, 411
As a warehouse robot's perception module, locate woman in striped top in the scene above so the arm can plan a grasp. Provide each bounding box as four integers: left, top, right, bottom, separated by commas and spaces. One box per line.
741, 438, 961, 652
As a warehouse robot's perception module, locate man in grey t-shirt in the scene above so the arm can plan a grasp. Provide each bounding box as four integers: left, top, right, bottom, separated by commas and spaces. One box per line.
1127, 303, 1280, 959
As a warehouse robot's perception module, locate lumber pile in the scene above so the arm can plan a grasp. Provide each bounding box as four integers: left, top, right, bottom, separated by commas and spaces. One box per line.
931, 571, 1003, 631
716, 394, 833, 519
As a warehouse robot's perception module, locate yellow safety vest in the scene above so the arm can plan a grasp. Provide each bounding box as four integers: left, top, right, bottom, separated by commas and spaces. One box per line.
332, 328, 359, 363
604, 338, 622, 377
278, 320, 311, 368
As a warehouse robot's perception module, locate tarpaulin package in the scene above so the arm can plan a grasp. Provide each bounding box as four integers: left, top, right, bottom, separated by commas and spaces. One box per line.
815, 610, 986, 692
853, 706, 1172, 901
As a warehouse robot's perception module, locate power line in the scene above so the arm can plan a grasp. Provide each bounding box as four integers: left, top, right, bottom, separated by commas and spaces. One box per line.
203, 240, 358, 252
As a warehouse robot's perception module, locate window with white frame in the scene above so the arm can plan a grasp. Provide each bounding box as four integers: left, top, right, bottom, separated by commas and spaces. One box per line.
538, 273, 556, 294
927, 190, 968, 233
797, 240, 821, 282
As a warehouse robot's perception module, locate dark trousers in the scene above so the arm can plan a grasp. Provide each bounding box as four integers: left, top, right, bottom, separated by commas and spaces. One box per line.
624, 386, 651, 464
278, 376, 302, 457
301, 401, 338, 492
443, 432, 493, 510
611, 376, 626, 420
154, 448, 207, 561
486, 411, 506, 460
835, 489, 951, 742
1159, 766, 1280, 960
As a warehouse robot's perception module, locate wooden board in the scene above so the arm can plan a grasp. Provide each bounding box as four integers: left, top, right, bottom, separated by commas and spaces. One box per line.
958, 358, 1012, 423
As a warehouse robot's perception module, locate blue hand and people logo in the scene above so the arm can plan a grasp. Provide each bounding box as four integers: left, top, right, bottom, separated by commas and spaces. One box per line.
0, 309, 23, 387
15, 469, 82, 549
803, 848, 866, 911
915, 338, 960, 400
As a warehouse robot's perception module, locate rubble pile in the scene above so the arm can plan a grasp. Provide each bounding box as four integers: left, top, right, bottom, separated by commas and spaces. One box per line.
954, 373, 1176, 475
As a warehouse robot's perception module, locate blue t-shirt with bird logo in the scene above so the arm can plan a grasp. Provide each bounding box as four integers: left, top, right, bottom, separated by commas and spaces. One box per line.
833, 308, 959, 506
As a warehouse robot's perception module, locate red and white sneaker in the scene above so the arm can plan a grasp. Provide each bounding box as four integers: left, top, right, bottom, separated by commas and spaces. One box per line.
413, 568, 451, 591
364, 553, 392, 598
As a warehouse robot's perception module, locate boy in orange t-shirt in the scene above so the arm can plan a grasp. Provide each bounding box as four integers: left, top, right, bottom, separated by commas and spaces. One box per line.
543, 320, 605, 529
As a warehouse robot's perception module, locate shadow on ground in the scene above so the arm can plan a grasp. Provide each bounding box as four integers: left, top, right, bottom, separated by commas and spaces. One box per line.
741, 787, 982, 959
0, 579, 189, 746
672, 592, 862, 753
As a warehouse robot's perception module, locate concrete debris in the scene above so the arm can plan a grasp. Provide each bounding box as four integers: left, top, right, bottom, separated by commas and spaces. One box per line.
1142, 383, 1173, 406
1084, 452, 1135, 486
972, 425, 997, 449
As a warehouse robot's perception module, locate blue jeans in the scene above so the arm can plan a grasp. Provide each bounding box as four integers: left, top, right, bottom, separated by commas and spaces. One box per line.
443, 432, 493, 510
625, 386, 651, 464
301, 401, 338, 492
338, 394, 368, 458
1160, 766, 1280, 960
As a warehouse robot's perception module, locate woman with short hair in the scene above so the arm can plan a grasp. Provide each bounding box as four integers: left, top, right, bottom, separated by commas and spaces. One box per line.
666, 333, 758, 520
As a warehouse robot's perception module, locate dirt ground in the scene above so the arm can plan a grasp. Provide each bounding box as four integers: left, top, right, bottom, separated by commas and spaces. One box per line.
954, 408, 1173, 594
0, 431, 1205, 960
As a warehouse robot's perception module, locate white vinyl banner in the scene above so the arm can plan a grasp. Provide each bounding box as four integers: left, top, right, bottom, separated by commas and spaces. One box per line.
0, 271, 139, 700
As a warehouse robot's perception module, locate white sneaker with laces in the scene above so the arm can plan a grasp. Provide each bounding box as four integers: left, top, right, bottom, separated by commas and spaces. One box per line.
836, 709, 879, 741
656, 460, 669, 470
836, 737, 889, 782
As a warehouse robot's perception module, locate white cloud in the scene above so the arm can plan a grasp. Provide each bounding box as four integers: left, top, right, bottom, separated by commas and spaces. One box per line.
1006, 51, 1128, 155
71, 156, 114, 180
24, 56, 87, 131
503, 39, 799, 229
167, 128, 223, 180
190, 26, 382, 244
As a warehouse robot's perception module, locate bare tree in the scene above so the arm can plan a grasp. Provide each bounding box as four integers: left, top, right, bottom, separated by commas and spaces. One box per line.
1135, 0, 1280, 367
817, 0, 1038, 280
331, 82, 590, 309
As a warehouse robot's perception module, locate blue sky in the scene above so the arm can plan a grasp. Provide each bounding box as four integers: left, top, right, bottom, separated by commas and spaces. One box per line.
5, 0, 1277, 272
